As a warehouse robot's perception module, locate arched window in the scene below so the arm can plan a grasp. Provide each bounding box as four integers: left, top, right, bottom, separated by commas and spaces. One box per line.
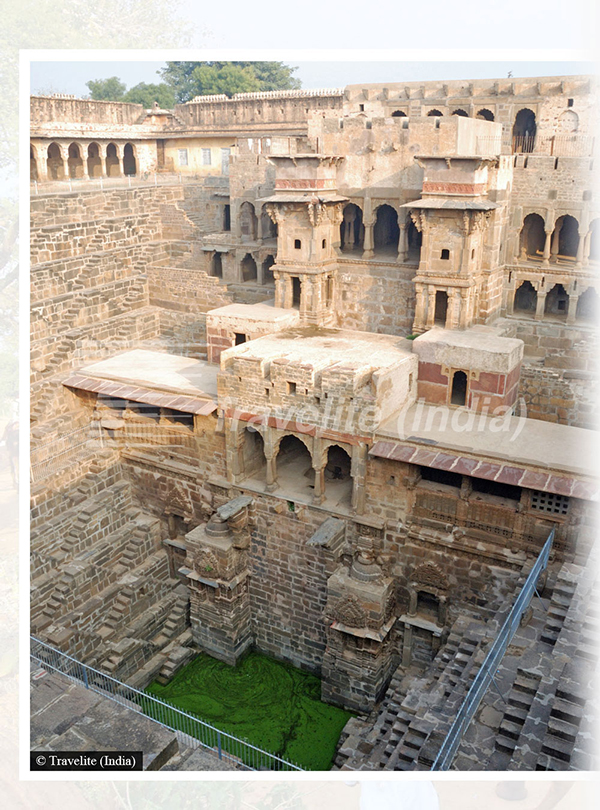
340, 203, 364, 250
450, 370, 467, 406
512, 109, 537, 153
451, 109, 469, 117
373, 204, 399, 254
67, 142, 83, 179
391, 110, 407, 117
240, 253, 257, 282
105, 142, 120, 177
552, 215, 580, 259
519, 213, 546, 259
241, 427, 265, 480
47, 142, 65, 180
239, 202, 258, 242
513, 281, 537, 314
476, 109, 495, 121
210, 252, 223, 278
123, 143, 137, 176
87, 143, 102, 178
427, 109, 443, 117
276, 435, 313, 495
324, 445, 353, 508
544, 284, 569, 318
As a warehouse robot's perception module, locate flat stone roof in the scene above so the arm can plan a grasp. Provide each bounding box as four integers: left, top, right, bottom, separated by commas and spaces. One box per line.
374, 403, 598, 499
64, 350, 219, 414
413, 327, 523, 371
207, 302, 297, 323
222, 327, 413, 371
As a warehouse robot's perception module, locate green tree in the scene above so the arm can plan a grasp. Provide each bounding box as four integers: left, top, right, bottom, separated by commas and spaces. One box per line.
160, 61, 301, 102
86, 76, 126, 101
123, 82, 175, 108
190, 63, 261, 98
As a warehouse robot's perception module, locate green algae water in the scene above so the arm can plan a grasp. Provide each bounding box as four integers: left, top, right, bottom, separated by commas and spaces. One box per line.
145, 651, 353, 770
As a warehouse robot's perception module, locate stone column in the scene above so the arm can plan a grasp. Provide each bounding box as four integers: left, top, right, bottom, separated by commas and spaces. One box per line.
362, 217, 375, 259
535, 290, 547, 320
413, 284, 426, 332
542, 229, 552, 266
265, 452, 277, 492
458, 290, 469, 329
301, 277, 312, 321
98, 144, 108, 178
273, 272, 284, 308
550, 226, 560, 261
506, 282, 515, 315
79, 143, 90, 180
312, 463, 326, 505
576, 233, 585, 267
284, 275, 294, 309
37, 151, 49, 182
425, 287, 437, 329
397, 222, 408, 262
446, 289, 461, 330
567, 293, 579, 324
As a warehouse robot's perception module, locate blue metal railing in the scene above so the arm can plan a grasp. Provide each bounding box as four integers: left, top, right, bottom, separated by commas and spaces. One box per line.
431, 528, 555, 770
30, 637, 303, 771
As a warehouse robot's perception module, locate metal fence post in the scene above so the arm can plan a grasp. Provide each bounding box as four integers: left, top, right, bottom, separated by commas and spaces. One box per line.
217, 731, 222, 759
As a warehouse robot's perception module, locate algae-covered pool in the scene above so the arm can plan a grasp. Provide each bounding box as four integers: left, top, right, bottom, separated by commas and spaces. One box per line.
145, 651, 354, 770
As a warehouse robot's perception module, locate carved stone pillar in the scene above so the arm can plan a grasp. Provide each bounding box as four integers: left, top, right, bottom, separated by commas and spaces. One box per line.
413, 284, 427, 333
535, 290, 547, 320
550, 226, 560, 261
576, 233, 585, 267
446, 289, 461, 330
398, 222, 408, 262
567, 293, 579, 324
98, 144, 108, 178
273, 272, 284, 308
362, 218, 375, 259
426, 287, 437, 329
79, 142, 90, 180
284, 275, 293, 308
458, 290, 469, 329
542, 229, 552, 265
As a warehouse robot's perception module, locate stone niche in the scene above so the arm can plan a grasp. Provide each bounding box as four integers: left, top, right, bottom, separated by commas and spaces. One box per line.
321, 534, 398, 712
412, 326, 523, 412
181, 495, 253, 666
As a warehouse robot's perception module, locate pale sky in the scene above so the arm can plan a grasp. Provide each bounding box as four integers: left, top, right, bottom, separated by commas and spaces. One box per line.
30, 61, 593, 98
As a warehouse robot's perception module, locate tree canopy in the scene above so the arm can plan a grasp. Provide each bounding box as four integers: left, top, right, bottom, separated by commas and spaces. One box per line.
86, 76, 127, 101
159, 61, 301, 103
124, 82, 175, 109
85, 77, 175, 108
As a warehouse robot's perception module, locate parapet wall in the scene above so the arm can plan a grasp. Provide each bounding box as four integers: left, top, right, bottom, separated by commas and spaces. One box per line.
31, 95, 145, 125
